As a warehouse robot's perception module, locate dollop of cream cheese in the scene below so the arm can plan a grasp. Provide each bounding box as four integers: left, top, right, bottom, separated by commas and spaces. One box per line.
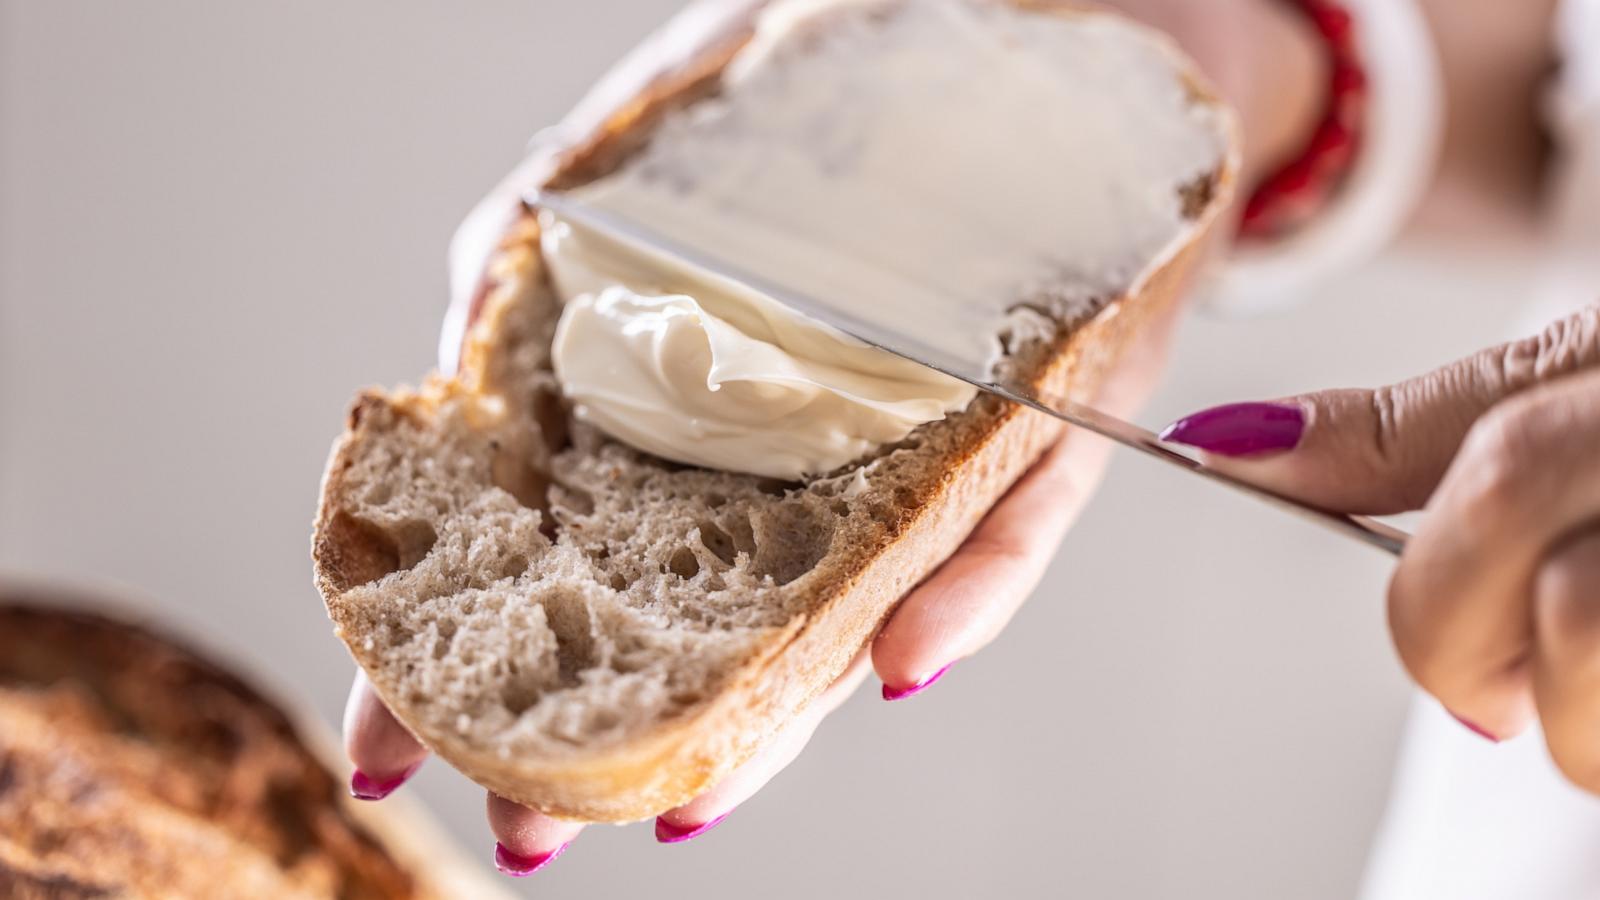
544, 0, 1231, 480
547, 219, 973, 479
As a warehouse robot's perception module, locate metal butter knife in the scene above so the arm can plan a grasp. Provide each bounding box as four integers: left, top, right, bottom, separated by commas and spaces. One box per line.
531, 190, 1409, 557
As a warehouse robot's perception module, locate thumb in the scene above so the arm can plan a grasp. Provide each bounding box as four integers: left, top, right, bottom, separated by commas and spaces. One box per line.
1159, 306, 1600, 514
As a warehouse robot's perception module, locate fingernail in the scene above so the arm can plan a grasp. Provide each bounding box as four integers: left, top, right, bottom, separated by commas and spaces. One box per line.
349, 762, 421, 801
1450, 713, 1501, 744
1159, 402, 1306, 458
655, 812, 729, 844
494, 841, 569, 877
882, 663, 952, 702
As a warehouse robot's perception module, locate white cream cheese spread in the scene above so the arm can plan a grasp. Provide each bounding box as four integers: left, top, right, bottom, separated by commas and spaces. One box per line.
546, 219, 973, 479
544, 0, 1231, 480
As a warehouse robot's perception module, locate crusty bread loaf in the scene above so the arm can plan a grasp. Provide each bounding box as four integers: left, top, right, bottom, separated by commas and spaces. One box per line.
313, 0, 1236, 823
0, 591, 505, 900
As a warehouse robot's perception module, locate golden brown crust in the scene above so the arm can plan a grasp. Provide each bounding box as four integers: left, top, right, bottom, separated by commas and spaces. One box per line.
313, 0, 1235, 822
0, 595, 464, 899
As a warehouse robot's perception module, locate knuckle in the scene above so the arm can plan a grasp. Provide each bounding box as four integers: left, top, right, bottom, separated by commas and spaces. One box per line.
1452, 400, 1545, 516
1366, 385, 1402, 468
1535, 534, 1600, 641
1542, 305, 1600, 373
1459, 384, 1568, 512
1363, 385, 1439, 508
1494, 305, 1600, 388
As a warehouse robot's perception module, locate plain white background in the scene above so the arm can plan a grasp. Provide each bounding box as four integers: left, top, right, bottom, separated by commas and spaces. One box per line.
0, 2, 1542, 896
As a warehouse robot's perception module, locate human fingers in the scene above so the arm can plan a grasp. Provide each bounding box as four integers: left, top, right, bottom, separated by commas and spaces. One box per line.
486, 792, 587, 877
655, 648, 874, 842
343, 671, 428, 801
1387, 368, 1600, 740
871, 429, 1116, 698
1161, 305, 1600, 513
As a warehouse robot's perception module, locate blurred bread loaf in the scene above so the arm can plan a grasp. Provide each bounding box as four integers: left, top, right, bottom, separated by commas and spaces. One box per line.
0, 590, 504, 900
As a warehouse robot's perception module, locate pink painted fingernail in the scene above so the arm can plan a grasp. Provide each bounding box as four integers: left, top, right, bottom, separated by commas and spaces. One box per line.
349, 762, 421, 801
655, 812, 729, 844
494, 841, 569, 877
882, 663, 952, 702
1159, 402, 1306, 458
1451, 713, 1501, 744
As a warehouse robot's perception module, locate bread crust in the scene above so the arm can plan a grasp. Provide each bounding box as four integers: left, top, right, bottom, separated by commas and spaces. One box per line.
314, 0, 1235, 823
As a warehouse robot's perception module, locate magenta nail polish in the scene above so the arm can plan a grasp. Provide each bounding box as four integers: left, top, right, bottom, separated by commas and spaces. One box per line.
494, 841, 569, 877
656, 812, 729, 844
1451, 713, 1501, 744
1159, 402, 1306, 458
349, 762, 421, 801
882, 663, 952, 702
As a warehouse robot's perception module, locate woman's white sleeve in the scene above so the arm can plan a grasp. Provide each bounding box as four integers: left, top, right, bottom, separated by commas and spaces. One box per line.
1204, 0, 1444, 316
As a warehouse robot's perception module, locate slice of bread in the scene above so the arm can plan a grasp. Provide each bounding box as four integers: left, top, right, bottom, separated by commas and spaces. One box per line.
313, 0, 1236, 823
0, 590, 507, 899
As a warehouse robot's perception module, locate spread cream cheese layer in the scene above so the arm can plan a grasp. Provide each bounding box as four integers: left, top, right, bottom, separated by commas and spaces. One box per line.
545, 0, 1231, 479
